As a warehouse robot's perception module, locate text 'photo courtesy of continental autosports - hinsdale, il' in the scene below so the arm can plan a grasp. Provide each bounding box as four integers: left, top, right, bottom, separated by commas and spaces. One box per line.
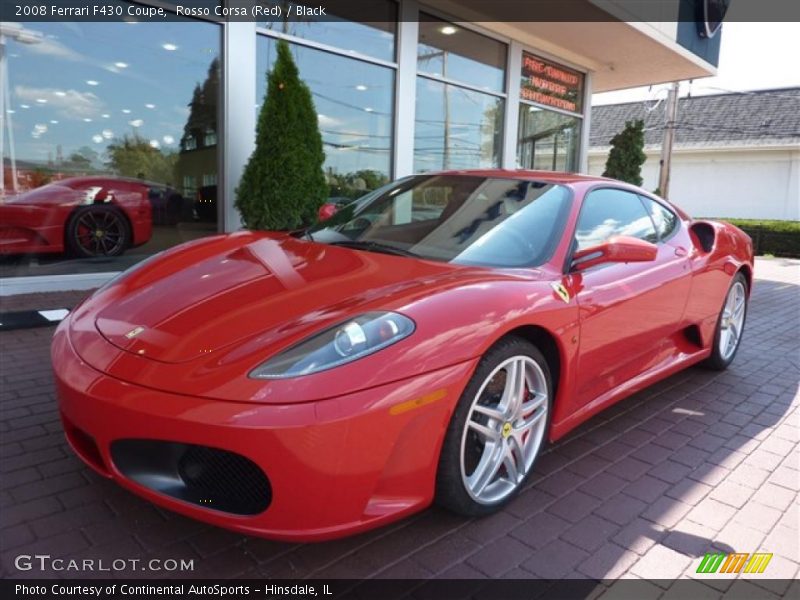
50, 170, 754, 541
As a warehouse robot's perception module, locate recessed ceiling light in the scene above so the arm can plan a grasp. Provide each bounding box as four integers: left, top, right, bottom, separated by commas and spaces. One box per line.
86, 80, 99, 86
162, 43, 178, 51
101, 113, 110, 119
20, 104, 30, 109
364, 107, 374, 112
121, 109, 131, 114
54, 91, 66, 97
50, 120, 58, 124
145, 103, 155, 109
129, 119, 143, 127
83, 118, 92, 122
114, 62, 129, 69
36, 98, 47, 104
440, 26, 458, 35
355, 85, 368, 91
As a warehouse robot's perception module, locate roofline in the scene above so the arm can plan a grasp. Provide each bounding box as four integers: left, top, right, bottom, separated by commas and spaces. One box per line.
591, 86, 800, 109
589, 142, 800, 154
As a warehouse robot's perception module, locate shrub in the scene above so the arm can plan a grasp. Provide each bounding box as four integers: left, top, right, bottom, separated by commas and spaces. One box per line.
235, 40, 327, 230
602, 119, 646, 186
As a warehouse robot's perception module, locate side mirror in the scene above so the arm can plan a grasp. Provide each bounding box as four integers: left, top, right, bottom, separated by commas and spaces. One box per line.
571, 235, 657, 271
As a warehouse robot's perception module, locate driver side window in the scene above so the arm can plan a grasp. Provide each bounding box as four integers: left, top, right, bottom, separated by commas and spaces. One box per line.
575, 188, 658, 250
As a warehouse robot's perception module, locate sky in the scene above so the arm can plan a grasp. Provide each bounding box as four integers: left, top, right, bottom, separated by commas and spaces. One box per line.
593, 22, 800, 106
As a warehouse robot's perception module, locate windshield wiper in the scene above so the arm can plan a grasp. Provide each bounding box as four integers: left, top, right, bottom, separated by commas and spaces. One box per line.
329, 240, 418, 258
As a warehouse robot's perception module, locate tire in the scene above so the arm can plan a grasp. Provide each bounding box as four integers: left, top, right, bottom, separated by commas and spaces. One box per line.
704, 272, 748, 371
66, 205, 130, 258
436, 337, 552, 516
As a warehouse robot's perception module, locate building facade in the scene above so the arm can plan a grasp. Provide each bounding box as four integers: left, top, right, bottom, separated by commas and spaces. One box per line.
0, 0, 722, 290
589, 88, 800, 221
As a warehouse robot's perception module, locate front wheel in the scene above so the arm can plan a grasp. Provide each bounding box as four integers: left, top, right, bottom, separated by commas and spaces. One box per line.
436, 337, 552, 516
704, 272, 748, 370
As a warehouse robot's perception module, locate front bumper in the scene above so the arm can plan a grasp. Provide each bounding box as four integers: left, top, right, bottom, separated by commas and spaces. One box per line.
52, 323, 476, 541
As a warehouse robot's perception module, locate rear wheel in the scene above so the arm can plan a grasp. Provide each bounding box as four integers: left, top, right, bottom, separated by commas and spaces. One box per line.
704, 272, 748, 370
66, 205, 130, 258
436, 337, 552, 516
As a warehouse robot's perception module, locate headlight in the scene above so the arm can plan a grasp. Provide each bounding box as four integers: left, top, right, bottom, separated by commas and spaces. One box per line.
249, 312, 415, 379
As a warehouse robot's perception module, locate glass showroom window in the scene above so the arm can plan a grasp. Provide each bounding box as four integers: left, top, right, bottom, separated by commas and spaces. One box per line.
516, 52, 584, 172
258, 0, 397, 62
415, 79, 504, 172
518, 107, 581, 172
417, 15, 506, 93
256, 36, 395, 200
414, 16, 506, 172
0, 7, 220, 279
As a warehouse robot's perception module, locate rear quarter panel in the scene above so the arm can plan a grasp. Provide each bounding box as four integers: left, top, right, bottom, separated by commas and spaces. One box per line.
683, 219, 754, 346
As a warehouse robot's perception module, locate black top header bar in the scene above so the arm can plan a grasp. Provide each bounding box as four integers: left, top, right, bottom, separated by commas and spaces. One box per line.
2, 0, 799, 23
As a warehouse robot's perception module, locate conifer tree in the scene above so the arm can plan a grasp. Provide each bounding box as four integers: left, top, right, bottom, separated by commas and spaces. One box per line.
236, 41, 327, 230
602, 119, 646, 186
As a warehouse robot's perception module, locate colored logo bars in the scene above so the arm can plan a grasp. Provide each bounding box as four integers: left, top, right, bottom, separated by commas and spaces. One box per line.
696, 552, 773, 574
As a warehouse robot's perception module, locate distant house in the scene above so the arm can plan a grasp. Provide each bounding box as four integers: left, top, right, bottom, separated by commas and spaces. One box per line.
589, 88, 800, 221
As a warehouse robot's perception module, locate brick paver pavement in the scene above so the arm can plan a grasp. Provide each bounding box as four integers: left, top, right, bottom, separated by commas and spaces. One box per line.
1, 258, 798, 595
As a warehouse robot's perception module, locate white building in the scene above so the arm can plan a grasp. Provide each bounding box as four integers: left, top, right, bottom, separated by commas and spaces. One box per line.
589, 88, 800, 221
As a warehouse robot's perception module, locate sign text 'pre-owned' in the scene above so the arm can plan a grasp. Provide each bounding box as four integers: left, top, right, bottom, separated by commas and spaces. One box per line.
520, 52, 584, 113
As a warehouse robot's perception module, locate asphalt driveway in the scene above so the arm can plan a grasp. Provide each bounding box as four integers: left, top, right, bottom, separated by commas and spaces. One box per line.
1, 258, 797, 596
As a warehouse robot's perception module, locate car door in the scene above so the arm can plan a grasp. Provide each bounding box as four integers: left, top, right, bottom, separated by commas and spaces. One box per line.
570, 188, 692, 407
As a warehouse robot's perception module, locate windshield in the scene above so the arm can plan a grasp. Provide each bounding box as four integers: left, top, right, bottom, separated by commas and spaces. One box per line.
308, 175, 572, 268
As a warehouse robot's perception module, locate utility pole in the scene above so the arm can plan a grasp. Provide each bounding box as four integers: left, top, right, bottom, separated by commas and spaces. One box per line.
658, 81, 680, 199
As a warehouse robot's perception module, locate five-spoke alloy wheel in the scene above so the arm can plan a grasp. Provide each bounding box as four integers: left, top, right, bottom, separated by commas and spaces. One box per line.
437, 337, 551, 515
706, 272, 748, 370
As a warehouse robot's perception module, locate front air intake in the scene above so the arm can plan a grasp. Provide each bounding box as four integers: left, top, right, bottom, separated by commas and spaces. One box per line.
110, 439, 271, 515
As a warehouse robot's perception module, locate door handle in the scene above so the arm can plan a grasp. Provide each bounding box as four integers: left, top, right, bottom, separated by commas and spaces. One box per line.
674, 246, 688, 257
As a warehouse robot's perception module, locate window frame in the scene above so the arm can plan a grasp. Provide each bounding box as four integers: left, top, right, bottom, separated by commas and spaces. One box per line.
416, 11, 509, 97
564, 185, 662, 273
254, 32, 397, 196
637, 194, 681, 243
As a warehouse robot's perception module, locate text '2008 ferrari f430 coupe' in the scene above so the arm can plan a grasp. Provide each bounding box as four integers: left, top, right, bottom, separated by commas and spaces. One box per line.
51, 170, 754, 541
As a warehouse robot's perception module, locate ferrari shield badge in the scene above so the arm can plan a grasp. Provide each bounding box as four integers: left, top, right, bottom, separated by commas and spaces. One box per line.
551, 282, 570, 304
125, 326, 145, 339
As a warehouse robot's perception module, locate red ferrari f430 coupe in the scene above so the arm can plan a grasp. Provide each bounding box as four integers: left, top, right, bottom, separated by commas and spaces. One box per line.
0, 177, 152, 257
51, 171, 753, 540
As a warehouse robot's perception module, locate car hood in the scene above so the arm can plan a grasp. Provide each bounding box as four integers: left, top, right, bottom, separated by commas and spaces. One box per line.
90, 231, 476, 364
66, 231, 556, 403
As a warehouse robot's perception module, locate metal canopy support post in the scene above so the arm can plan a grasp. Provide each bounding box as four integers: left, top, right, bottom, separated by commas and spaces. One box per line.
579, 71, 593, 174
502, 41, 523, 170
221, 21, 257, 232
394, 0, 420, 178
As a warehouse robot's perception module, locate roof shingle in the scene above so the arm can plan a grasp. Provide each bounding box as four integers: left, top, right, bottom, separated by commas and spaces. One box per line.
590, 87, 800, 150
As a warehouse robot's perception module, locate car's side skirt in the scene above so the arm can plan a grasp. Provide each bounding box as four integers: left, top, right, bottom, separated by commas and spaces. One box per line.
549, 346, 711, 441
